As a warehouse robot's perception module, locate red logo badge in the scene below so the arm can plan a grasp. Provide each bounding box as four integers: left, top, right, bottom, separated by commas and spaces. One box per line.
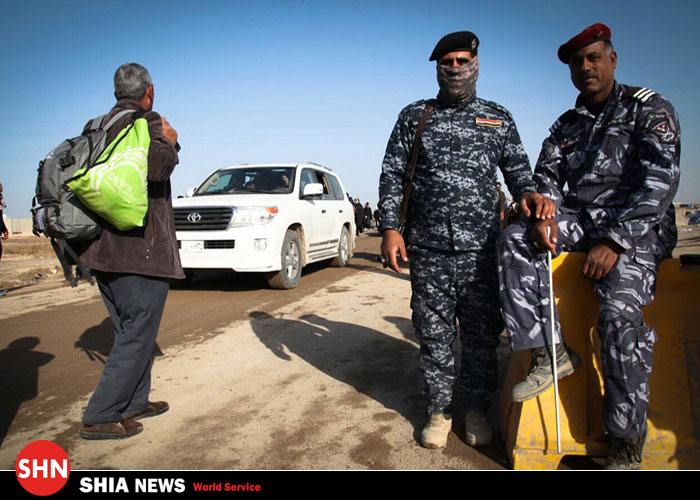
15, 440, 71, 496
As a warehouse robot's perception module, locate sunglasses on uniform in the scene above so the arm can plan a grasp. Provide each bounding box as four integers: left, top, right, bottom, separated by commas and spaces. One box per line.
438, 56, 472, 66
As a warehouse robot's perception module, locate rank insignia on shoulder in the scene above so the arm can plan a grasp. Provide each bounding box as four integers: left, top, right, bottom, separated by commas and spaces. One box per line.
475, 118, 502, 127
631, 87, 657, 103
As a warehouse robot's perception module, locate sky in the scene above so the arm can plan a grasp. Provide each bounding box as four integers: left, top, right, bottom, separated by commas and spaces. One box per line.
1, 0, 699, 218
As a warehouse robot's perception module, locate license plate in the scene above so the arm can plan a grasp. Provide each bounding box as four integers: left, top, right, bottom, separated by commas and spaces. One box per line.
182, 240, 204, 252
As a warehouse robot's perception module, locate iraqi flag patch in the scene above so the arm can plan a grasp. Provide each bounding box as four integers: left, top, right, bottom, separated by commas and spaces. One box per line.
475, 117, 502, 127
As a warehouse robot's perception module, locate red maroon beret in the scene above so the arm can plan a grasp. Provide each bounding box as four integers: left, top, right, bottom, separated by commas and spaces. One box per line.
557, 23, 611, 64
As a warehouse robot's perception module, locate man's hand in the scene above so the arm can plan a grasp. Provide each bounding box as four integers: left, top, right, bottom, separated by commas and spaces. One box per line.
581, 240, 621, 280
529, 219, 558, 254
381, 229, 408, 273
161, 116, 178, 146
1, 230, 8, 240
520, 192, 556, 220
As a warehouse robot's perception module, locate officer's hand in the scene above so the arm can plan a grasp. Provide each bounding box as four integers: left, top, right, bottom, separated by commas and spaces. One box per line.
581, 240, 621, 280
161, 116, 178, 146
529, 219, 558, 254
519, 192, 556, 220
381, 229, 408, 273
1, 231, 8, 240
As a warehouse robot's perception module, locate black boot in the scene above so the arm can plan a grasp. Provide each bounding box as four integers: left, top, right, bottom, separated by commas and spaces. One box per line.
604, 431, 646, 470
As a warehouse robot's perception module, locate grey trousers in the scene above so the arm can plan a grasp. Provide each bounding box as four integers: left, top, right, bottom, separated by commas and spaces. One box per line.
82, 271, 170, 426
498, 214, 663, 438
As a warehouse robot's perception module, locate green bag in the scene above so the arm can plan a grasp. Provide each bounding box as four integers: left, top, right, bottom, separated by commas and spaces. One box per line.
66, 114, 151, 231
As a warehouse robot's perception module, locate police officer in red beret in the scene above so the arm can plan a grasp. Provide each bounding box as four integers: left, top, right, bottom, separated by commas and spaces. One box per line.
498, 23, 681, 469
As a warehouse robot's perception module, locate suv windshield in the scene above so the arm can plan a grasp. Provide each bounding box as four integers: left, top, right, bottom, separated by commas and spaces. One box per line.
195, 167, 296, 195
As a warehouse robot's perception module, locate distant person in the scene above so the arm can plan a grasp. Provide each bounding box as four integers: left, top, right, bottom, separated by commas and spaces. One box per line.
496, 182, 506, 230
354, 198, 364, 235
506, 201, 519, 226
363, 202, 373, 230
498, 23, 680, 469
378, 30, 553, 450
0, 183, 8, 264
373, 208, 382, 228
77, 63, 183, 440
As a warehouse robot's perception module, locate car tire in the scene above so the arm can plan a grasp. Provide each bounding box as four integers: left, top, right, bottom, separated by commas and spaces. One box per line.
330, 226, 351, 267
266, 230, 302, 289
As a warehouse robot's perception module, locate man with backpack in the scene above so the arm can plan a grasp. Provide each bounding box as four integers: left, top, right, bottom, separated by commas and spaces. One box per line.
78, 63, 184, 440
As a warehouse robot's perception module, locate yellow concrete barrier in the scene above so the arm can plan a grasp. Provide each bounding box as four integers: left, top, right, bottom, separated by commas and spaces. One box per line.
498, 252, 700, 469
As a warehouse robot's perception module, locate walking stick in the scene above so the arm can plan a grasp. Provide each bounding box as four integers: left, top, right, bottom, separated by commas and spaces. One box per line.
546, 226, 562, 453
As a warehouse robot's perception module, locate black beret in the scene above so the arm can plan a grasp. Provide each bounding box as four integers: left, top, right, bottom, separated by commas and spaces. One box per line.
557, 23, 611, 64
429, 31, 479, 61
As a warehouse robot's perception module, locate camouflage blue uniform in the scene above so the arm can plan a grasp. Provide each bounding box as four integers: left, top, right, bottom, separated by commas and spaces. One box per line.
379, 96, 536, 415
498, 82, 681, 439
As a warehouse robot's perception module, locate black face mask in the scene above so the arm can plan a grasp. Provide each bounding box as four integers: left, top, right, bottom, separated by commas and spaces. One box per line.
436, 56, 479, 106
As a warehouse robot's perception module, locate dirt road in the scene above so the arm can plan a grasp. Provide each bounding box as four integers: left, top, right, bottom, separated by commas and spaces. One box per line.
1, 217, 698, 471
0, 232, 511, 470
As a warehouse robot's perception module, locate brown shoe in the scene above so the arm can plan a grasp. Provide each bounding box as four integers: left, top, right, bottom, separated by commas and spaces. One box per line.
124, 401, 169, 421
79, 418, 143, 440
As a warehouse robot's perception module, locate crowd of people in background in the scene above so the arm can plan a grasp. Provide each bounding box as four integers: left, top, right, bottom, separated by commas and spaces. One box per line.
347, 194, 380, 236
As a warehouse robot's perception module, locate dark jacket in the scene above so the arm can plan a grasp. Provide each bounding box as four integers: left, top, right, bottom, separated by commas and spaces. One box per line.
78, 99, 184, 279
379, 96, 535, 252
534, 81, 680, 263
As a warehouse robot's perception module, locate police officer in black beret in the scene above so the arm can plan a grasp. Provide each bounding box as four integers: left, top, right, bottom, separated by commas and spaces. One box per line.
378, 31, 554, 450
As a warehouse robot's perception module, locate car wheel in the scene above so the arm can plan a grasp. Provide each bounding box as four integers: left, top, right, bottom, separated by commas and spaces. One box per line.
266, 230, 302, 289
330, 226, 350, 267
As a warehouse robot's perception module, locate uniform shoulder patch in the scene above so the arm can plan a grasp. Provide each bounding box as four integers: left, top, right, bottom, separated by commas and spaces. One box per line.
644, 109, 678, 144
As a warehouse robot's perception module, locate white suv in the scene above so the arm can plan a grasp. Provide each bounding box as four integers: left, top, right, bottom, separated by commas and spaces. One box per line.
173, 163, 356, 289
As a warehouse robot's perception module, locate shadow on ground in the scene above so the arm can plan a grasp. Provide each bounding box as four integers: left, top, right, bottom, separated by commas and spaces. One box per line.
249, 311, 510, 467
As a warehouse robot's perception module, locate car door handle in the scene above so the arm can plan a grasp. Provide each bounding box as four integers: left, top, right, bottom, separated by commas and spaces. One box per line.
321, 209, 327, 214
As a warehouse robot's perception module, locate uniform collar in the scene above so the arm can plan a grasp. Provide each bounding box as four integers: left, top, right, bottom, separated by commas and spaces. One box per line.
436, 91, 477, 109
574, 81, 621, 119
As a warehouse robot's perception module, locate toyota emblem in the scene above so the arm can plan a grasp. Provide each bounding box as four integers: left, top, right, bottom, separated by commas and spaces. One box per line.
187, 212, 202, 223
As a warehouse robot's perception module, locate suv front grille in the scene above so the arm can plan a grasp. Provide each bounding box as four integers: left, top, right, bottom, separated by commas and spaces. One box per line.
177, 240, 235, 249
174, 207, 233, 231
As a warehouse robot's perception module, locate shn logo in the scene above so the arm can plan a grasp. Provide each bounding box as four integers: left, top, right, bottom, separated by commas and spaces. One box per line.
15, 440, 71, 496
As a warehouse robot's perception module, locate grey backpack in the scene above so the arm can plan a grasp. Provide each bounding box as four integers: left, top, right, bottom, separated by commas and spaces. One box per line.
31, 109, 135, 285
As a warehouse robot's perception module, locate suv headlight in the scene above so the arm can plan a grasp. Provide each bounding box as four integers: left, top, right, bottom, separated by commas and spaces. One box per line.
229, 206, 278, 227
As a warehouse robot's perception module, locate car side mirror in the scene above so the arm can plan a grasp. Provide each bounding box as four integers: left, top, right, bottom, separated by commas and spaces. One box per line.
302, 183, 324, 198
185, 187, 196, 198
